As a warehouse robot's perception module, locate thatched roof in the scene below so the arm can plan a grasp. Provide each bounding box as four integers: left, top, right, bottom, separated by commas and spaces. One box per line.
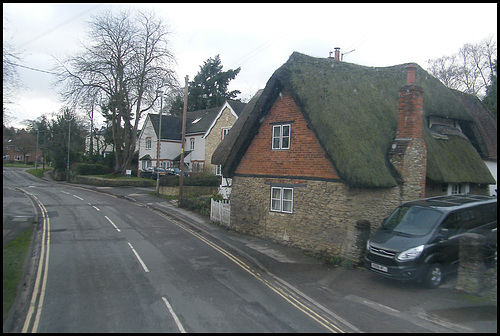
213, 52, 495, 188
211, 90, 263, 172
451, 90, 497, 161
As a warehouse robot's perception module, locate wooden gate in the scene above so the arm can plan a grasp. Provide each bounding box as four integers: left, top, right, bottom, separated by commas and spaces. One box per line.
210, 199, 230, 227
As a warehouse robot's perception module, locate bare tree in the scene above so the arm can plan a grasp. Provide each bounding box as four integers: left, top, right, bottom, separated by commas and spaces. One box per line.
3, 40, 22, 122
427, 36, 497, 98
53, 9, 178, 174
427, 55, 460, 90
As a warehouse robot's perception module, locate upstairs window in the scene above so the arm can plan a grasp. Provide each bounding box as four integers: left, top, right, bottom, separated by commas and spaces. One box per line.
145, 138, 152, 149
215, 165, 222, 176
272, 124, 290, 150
222, 128, 230, 139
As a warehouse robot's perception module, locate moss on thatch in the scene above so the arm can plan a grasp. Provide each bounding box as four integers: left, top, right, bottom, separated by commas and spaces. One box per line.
425, 128, 496, 184
214, 52, 493, 188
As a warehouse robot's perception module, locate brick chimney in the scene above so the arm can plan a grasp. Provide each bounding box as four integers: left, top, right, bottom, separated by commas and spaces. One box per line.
390, 64, 427, 200
397, 64, 424, 139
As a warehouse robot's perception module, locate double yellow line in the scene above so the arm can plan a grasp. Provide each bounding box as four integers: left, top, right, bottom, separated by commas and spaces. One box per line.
21, 193, 50, 333
158, 212, 345, 333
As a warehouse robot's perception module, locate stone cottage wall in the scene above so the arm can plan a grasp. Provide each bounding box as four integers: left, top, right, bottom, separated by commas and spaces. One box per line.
230, 175, 403, 263
204, 107, 238, 175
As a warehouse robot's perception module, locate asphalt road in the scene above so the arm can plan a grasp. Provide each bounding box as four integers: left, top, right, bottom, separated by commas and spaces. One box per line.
3, 168, 341, 332
3, 167, 497, 333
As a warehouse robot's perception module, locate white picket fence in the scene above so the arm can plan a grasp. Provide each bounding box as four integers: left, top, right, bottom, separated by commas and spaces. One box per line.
210, 199, 231, 227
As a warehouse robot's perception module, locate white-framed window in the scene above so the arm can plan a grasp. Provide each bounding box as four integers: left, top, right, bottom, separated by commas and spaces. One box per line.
142, 160, 152, 169
448, 183, 470, 195
222, 128, 230, 139
272, 124, 290, 149
271, 187, 293, 213
14, 155, 23, 161
215, 165, 222, 176
145, 138, 152, 149
190, 138, 195, 150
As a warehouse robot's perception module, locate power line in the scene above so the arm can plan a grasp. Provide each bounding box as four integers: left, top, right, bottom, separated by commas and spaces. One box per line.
4, 60, 57, 75
229, 28, 296, 69
19, 4, 101, 48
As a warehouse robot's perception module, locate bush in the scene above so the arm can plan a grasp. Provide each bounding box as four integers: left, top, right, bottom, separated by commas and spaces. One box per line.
159, 174, 220, 187
179, 196, 211, 216
74, 163, 111, 176
185, 174, 220, 187
159, 175, 180, 186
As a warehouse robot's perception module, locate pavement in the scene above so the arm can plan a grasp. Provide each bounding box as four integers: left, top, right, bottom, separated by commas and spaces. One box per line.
8, 170, 498, 332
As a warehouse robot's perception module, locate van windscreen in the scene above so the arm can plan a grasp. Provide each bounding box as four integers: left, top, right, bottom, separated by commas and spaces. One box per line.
382, 206, 442, 236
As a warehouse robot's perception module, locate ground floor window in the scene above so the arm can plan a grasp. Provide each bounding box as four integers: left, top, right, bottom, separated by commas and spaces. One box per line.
141, 160, 152, 170
271, 187, 293, 213
448, 183, 470, 195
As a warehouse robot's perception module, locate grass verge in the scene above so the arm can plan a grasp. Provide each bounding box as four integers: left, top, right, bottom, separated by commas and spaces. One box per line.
3, 225, 34, 322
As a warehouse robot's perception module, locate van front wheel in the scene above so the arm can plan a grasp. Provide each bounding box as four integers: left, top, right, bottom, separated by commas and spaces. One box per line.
423, 263, 443, 288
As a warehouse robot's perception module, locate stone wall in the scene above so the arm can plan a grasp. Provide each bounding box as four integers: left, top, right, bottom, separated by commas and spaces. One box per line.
230, 175, 403, 263
204, 106, 238, 175
72, 175, 154, 187
456, 233, 497, 301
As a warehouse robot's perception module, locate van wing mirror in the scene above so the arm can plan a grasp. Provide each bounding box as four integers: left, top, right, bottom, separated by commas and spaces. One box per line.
436, 227, 449, 241
439, 227, 449, 234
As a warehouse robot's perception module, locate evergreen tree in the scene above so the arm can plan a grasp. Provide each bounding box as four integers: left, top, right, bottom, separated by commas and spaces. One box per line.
170, 55, 241, 114
47, 108, 86, 173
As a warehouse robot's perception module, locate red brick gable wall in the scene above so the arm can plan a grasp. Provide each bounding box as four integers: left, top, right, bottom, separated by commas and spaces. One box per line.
235, 90, 340, 180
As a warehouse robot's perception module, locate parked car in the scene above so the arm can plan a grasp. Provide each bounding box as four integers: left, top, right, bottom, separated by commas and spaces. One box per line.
140, 167, 167, 179
139, 167, 154, 179
364, 194, 497, 288
166, 167, 189, 177
150, 167, 167, 180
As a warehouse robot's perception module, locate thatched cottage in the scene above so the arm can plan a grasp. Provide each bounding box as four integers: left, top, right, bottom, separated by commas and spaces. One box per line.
212, 52, 496, 262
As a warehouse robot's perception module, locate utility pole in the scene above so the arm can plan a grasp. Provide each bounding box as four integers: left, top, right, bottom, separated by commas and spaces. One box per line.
179, 75, 188, 205
35, 130, 39, 170
156, 90, 164, 195
67, 119, 71, 182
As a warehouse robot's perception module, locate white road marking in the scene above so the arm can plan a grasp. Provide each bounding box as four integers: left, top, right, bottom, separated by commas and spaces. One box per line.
104, 215, 121, 232
162, 297, 186, 333
72, 194, 84, 200
88, 203, 100, 211
127, 242, 149, 273
61, 190, 70, 194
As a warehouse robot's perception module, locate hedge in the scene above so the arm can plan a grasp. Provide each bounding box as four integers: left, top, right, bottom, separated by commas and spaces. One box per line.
74, 163, 111, 176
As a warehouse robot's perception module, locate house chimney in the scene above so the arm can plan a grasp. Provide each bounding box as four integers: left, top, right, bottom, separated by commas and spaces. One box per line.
391, 63, 427, 199
334, 47, 340, 61
406, 64, 417, 84
397, 64, 423, 139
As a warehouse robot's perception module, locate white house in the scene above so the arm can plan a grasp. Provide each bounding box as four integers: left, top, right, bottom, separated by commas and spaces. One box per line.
137, 100, 246, 176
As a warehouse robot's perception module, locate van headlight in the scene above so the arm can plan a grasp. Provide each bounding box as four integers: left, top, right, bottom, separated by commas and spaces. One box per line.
397, 245, 424, 261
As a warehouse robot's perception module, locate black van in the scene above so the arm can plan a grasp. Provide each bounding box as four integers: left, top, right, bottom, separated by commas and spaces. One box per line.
364, 194, 497, 288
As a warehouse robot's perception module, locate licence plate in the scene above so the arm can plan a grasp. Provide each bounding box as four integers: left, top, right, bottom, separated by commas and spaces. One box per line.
371, 263, 388, 272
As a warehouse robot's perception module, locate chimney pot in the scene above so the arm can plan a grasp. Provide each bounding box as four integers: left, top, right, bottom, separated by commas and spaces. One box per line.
405, 64, 417, 84
334, 47, 340, 61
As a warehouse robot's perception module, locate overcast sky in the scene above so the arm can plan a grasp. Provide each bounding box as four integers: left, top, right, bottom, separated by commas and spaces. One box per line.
3, 3, 497, 129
